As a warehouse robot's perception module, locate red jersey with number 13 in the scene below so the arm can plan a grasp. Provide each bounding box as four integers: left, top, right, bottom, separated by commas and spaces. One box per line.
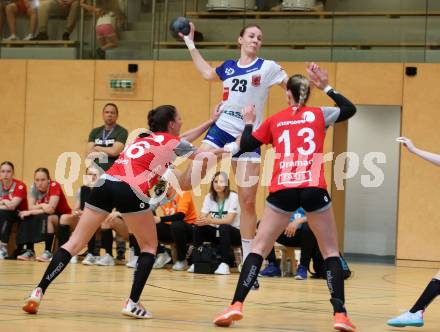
253, 105, 327, 192
107, 132, 181, 194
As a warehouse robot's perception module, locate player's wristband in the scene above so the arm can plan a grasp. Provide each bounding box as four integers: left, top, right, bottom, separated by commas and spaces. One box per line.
223, 142, 239, 155
324, 85, 333, 94
183, 35, 195, 51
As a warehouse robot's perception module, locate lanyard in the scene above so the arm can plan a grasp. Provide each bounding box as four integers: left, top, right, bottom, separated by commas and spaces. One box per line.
102, 126, 115, 141
216, 199, 225, 219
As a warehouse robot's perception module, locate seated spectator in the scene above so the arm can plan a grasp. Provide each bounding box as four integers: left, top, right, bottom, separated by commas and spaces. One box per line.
16, 167, 71, 262
0, 161, 28, 259
188, 171, 241, 275
80, 0, 122, 59
32, 0, 79, 41
259, 208, 319, 280
153, 187, 197, 271
4, 0, 37, 41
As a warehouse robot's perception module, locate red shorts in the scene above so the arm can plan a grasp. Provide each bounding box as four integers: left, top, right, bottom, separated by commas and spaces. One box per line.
16, 0, 29, 15
96, 24, 115, 38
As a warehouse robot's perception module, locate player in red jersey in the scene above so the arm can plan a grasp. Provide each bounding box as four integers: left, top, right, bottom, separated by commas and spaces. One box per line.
0, 161, 28, 259
213, 63, 357, 331
23, 104, 226, 318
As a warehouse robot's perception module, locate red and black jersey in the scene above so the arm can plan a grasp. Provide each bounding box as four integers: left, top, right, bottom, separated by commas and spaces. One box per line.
33, 181, 72, 215
253, 105, 328, 192
106, 132, 182, 194
0, 179, 28, 211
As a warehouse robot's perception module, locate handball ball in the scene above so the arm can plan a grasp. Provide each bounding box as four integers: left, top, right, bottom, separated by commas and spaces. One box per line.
169, 16, 190, 39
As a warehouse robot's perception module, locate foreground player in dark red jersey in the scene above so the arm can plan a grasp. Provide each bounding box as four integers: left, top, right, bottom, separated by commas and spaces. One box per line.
23, 104, 225, 319
213, 63, 357, 331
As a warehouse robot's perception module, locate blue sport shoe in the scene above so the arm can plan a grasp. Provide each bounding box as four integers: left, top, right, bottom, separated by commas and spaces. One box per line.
294, 264, 308, 280
259, 262, 281, 277
387, 310, 424, 327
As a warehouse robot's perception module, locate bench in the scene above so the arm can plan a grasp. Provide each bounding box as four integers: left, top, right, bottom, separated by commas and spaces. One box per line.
0, 40, 79, 47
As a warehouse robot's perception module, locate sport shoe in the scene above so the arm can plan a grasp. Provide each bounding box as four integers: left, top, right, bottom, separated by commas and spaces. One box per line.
172, 260, 187, 271
17, 249, 35, 261
82, 253, 96, 265
334, 312, 356, 331
387, 310, 424, 327
214, 262, 231, 275
251, 278, 260, 290
70, 256, 78, 264
0, 244, 8, 259
22, 287, 43, 314
23, 33, 33, 41
4, 34, 18, 41
96, 253, 115, 266
259, 262, 281, 277
187, 264, 194, 273
36, 250, 53, 262
153, 251, 171, 269
122, 298, 153, 319
126, 255, 138, 268
213, 301, 243, 327
295, 264, 308, 280
32, 32, 48, 41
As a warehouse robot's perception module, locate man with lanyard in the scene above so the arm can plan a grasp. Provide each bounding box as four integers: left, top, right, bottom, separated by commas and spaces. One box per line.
86, 103, 128, 261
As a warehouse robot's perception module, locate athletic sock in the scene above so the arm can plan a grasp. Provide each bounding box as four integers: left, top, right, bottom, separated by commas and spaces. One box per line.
45, 233, 54, 252
129, 252, 155, 303
241, 238, 253, 261
410, 278, 440, 313
57, 225, 71, 247
232, 253, 263, 304
324, 256, 346, 314
37, 247, 72, 293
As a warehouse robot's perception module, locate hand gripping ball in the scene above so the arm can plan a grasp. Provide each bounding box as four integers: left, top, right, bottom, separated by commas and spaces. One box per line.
169, 16, 190, 39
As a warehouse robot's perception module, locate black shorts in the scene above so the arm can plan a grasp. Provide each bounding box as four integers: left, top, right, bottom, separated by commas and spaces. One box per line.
85, 177, 151, 214
266, 187, 331, 214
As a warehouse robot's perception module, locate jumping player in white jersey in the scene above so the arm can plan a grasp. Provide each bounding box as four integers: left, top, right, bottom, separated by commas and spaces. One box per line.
181, 23, 288, 285
387, 137, 440, 328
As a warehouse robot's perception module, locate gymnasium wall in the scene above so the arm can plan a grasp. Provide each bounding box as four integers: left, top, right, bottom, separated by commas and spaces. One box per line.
0, 59, 438, 265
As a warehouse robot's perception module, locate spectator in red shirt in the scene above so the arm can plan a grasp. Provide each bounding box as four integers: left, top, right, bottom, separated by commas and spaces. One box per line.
0, 161, 28, 259
17, 167, 71, 262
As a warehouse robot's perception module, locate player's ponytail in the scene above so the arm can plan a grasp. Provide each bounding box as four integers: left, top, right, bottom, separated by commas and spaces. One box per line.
148, 105, 177, 133
286, 75, 310, 107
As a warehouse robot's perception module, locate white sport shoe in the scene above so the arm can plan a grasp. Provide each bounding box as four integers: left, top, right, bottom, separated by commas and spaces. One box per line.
214, 262, 231, 275
4, 34, 18, 41
387, 310, 424, 327
187, 264, 194, 273
122, 298, 153, 319
96, 253, 115, 266
172, 260, 187, 271
23, 33, 33, 41
153, 251, 171, 269
82, 253, 96, 265
17, 249, 35, 261
36, 250, 52, 262
126, 255, 138, 268
22, 287, 43, 314
70, 256, 78, 264
0, 244, 7, 259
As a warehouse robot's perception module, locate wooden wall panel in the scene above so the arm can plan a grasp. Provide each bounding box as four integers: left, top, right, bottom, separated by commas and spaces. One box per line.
24, 60, 95, 204
336, 63, 404, 106
0, 60, 27, 178
94, 61, 154, 101
397, 63, 440, 262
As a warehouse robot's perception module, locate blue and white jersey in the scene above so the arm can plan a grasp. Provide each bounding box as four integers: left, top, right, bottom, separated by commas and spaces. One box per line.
215, 58, 287, 137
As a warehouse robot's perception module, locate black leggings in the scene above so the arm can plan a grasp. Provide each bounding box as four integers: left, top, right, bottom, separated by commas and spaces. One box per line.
193, 224, 241, 266
266, 223, 318, 268
156, 220, 193, 261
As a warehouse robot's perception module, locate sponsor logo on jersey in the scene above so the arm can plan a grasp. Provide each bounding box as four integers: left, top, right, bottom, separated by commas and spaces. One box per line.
251, 74, 261, 87
225, 67, 235, 76
223, 87, 230, 101
278, 171, 312, 185
223, 109, 244, 120
276, 119, 306, 127
279, 160, 313, 169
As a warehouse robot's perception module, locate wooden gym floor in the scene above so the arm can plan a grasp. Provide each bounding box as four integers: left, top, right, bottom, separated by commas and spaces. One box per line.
0, 260, 439, 332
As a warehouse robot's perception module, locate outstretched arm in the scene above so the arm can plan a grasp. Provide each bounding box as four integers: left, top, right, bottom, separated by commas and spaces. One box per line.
180, 22, 219, 81
397, 137, 440, 167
